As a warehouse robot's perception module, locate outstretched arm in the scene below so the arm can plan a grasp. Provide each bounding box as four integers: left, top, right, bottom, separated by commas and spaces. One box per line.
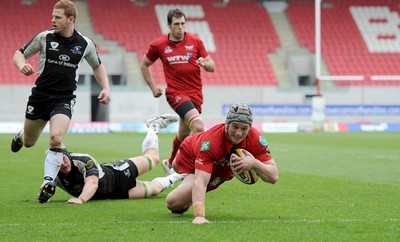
192, 169, 211, 224
66, 175, 99, 204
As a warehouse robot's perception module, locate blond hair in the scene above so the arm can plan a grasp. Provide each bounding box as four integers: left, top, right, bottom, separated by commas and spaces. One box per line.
54, 0, 78, 20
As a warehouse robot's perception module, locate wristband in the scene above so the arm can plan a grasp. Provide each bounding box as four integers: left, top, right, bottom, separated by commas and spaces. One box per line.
193, 202, 205, 217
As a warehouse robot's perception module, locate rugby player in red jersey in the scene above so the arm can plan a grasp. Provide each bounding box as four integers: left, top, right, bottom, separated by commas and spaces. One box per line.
140, 8, 215, 171
165, 104, 279, 224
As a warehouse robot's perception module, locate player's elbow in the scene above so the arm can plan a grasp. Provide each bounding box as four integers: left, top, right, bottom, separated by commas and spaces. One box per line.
263, 173, 278, 184
270, 174, 278, 184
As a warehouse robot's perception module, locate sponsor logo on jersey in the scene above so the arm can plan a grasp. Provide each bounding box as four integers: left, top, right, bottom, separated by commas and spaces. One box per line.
195, 157, 204, 165
266, 147, 271, 157
259, 135, 268, 146
85, 160, 95, 170
164, 46, 172, 54
167, 55, 190, 64
71, 46, 82, 54
200, 141, 210, 151
50, 42, 59, 50
59, 54, 70, 62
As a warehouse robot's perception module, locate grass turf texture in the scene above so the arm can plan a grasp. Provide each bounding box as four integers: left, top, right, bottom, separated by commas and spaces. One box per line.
0, 132, 399, 241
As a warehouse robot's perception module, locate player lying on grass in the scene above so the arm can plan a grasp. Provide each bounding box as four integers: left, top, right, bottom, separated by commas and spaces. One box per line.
165, 103, 279, 224
44, 114, 183, 204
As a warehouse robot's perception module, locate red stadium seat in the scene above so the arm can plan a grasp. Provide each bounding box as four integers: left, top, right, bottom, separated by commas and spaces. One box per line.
286, 0, 400, 86
87, 0, 280, 86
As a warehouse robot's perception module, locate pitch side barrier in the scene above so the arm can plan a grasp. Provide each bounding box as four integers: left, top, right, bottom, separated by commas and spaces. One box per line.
1, 121, 400, 134
1, 104, 399, 133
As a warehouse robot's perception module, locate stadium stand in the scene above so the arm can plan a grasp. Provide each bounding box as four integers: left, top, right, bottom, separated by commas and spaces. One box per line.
0, 0, 54, 84
2, 0, 398, 87
87, 0, 280, 86
286, 0, 400, 86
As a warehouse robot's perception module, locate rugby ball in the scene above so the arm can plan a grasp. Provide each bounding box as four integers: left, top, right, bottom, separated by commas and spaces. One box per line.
229, 148, 259, 185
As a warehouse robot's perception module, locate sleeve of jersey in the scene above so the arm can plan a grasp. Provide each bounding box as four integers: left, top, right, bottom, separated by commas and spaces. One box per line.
83, 37, 102, 67
145, 43, 160, 63
20, 31, 46, 59
253, 136, 273, 162
81, 155, 100, 177
196, 38, 209, 58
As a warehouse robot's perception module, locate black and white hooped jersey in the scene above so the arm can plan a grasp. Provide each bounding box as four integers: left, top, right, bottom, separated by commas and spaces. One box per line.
19, 29, 101, 94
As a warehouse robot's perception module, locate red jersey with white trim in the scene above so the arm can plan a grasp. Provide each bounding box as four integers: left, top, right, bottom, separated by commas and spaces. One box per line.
145, 32, 209, 93
175, 123, 272, 191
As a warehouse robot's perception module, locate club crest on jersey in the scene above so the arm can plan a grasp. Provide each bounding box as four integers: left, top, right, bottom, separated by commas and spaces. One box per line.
164, 46, 172, 54
185, 45, 194, 50
71, 46, 82, 54
200, 141, 210, 151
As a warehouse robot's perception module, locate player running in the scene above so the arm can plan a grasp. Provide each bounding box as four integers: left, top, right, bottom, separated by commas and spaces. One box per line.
140, 8, 215, 171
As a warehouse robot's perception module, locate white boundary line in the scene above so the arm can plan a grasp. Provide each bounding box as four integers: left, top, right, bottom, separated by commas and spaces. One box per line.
1, 218, 399, 226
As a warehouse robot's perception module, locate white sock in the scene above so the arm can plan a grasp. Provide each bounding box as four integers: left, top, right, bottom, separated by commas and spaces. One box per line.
152, 177, 173, 190
42, 149, 63, 187
142, 127, 159, 153
167, 172, 186, 183
152, 172, 185, 190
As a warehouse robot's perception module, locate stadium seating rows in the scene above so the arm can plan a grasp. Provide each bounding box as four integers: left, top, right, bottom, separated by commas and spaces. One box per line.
0, 0, 398, 86
286, 0, 400, 85
88, 0, 279, 86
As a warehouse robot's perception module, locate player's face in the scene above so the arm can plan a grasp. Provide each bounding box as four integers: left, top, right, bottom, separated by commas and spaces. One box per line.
51, 8, 73, 36
168, 16, 185, 41
59, 155, 72, 175
227, 122, 250, 145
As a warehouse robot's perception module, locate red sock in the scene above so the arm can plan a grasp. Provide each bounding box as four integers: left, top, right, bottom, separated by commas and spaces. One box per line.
168, 136, 182, 165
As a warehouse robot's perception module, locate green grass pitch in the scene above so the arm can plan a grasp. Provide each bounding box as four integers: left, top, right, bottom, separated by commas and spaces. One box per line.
0, 132, 399, 241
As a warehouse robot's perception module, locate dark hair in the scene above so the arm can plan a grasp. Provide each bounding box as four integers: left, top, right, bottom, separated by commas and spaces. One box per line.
167, 8, 186, 25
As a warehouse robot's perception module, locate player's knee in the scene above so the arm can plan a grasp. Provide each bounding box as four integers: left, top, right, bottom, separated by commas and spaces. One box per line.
186, 115, 204, 133
167, 200, 191, 214
149, 154, 160, 166
49, 134, 63, 147
166, 194, 186, 212
190, 122, 204, 134
143, 155, 156, 170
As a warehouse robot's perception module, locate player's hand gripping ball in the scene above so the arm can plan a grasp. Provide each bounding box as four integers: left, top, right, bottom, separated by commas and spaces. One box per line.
229, 148, 259, 184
